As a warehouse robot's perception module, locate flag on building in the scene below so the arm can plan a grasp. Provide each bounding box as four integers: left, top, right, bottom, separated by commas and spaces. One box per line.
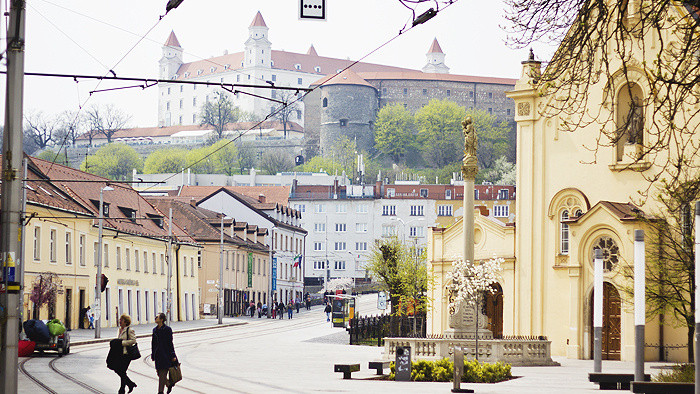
293, 255, 302, 267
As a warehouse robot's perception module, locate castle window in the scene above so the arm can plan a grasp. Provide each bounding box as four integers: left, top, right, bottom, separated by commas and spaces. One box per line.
339, 119, 348, 127
488, 92, 493, 99
295, 64, 301, 70
403, 88, 408, 95
184, 72, 190, 78
322, 97, 328, 107
422, 89, 427, 95
507, 108, 511, 115
179, 99, 183, 109
446, 89, 451, 96
469, 91, 474, 97
210, 67, 216, 72
272, 74, 277, 81
166, 102, 170, 110
237, 75, 241, 82
180, 86, 183, 93
314, 66, 321, 73
296, 110, 302, 120
178, 115, 183, 125
192, 114, 196, 123
197, 69, 203, 75
382, 88, 387, 94
297, 78, 303, 84
167, 87, 171, 95
488, 108, 493, 114
224, 64, 230, 70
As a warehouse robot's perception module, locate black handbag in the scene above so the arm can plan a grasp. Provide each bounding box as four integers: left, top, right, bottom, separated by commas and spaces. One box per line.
127, 343, 141, 360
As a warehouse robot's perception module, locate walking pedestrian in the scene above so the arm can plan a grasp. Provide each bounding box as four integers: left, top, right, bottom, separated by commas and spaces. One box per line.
271, 301, 277, 319
79, 306, 90, 329
109, 314, 137, 394
152, 312, 178, 394
287, 300, 294, 319
295, 296, 301, 314
306, 294, 311, 310
278, 301, 285, 319
249, 301, 255, 317
324, 302, 332, 322
87, 308, 95, 329
257, 301, 262, 318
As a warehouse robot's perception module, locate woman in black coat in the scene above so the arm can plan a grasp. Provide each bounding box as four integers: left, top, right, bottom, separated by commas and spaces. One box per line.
152, 313, 177, 394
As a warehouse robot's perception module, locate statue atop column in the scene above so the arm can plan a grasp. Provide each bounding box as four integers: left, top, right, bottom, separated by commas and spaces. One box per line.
461, 116, 478, 179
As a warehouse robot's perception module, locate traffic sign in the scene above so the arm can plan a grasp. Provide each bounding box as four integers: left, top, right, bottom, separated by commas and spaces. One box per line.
377, 291, 387, 310
299, 0, 325, 20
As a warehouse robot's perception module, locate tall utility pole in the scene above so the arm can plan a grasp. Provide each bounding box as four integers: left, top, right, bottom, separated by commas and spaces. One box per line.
166, 208, 173, 323
0, 1, 26, 392
218, 216, 224, 324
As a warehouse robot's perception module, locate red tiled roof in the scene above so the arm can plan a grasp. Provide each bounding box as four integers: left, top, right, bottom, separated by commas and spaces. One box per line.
76, 120, 301, 140
428, 38, 443, 54
179, 185, 291, 206
317, 69, 374, 88
165, 31, 181, 48
250, 11, 267, 27
29, 158, 196, 243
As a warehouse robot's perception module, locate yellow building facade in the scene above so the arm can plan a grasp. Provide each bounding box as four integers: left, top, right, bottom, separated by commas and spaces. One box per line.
429, 4, 698, 362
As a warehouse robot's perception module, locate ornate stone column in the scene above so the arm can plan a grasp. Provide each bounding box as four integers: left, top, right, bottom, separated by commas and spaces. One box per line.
445, 117, 492, 340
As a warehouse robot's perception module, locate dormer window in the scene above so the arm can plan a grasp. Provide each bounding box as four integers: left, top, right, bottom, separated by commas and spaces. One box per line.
295, 64, 301, 70
147, 213, 164, 228
184, 72, 190, 78
197, 69, 203, 75
118, 206, 137, 223
314, 66, 321, 73
224, 64, 230, 70
336, 69, 342, 73
210, 67, 216, 72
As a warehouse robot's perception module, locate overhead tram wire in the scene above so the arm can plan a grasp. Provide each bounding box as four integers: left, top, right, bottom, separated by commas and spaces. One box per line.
138, 0, 460, 194
33, 0, 276, 87
47, 6, 176, 174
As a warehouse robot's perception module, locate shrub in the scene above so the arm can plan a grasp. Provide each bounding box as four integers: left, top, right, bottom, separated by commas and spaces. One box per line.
654, 364, 694, 383
386, 358, 511, 383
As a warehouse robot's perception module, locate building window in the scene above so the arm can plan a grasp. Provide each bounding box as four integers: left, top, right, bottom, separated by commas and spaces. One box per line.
382, 225, 397, 237
498, 189, 509, 200
335, 223, 346, 232
488, 92, 493, 99
560, 210, 570, 255
197, 251, 202, 269
420, 188, 429, 198
297, 77, 303, 84
334, 242, 347, 251
474, 189, 479, 199
315, 204, 326, 213
65, 232, 72, 265
33, 226, 41, 260
134, 250, 140, 272
192, 114, 196, 123
272, 74, 277, 81
167, 87, 171, 95
488, 108, 493, 114
79, 235, 85, 266
93, 242, 98, 266
387, 188, 396, 197
493, 205, 509, 217
403, 88, 408, 95
592, 236, 620, 272
322, 97, 328, 107
356, 204, 368, 214
334, 261, 346, 270
382, 205, 396, 216
143, 252, 148, 273
116, 247, 121, 270
293, 204, 306, 213
339, 119, 348, 127
125, 248, 131, 270
355, 223, 368, 233
446, 89, 451, 96
153, 252, 157, 274
382, 87, 387, 94
422, 89, 427, 95
336, 204, 347, 213
49, 229, 57, 262
469, 91, 474, 97
314, 261, 327, 270
313, 242, 324, 251
409, 226, 425, 238
410, 205, 424, 216
166, 102, 170, 110
103, 244, 109, 267
314, 223, 326, 233
507, 108, 511, 116
438, 205, 453, 216
356, 242, 367, 251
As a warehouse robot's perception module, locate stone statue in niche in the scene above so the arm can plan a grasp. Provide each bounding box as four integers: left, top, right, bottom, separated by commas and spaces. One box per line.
625, 97, 644, 145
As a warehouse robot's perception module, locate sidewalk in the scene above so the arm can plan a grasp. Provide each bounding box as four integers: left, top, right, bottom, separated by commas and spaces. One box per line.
69, 316, 246, 345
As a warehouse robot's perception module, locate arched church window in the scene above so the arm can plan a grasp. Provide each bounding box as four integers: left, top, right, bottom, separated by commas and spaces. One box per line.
560, 210, 569, 254
322, 97, 328, 108
592, 236, 619, 272
575, 209, 583, 218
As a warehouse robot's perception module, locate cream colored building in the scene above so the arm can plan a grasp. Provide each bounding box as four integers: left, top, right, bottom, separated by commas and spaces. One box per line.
429, 3, 699, 362
22, 158, 201, 329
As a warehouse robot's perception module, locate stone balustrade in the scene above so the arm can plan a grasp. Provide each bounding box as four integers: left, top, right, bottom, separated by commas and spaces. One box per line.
383, 337, 560, 366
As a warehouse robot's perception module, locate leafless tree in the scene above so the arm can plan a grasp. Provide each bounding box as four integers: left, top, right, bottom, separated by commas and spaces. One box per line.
271, 91, 301, 139
53, 110, 84, 147
200, 90, 248, 140
84, 104, 130, 144
259, 150, 294, 175
505, 1, 700, 198
24, 111, 59, 152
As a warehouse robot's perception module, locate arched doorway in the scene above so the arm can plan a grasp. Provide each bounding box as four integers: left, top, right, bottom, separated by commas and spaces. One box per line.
484, 283, 504, 338
589, 282, 621, 360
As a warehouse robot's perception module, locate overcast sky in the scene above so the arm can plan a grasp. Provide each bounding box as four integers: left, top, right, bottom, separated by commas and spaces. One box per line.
1, 0, 555, 128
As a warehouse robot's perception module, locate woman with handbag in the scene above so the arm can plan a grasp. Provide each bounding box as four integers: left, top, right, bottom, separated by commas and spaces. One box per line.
115, 314, 138, 393
152, 313, 178, 394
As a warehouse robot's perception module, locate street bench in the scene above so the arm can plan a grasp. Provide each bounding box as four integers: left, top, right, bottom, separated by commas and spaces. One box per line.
334, 363, 360, 379
588, 373, 650, 390
368, 361, 390, 375
631, 382, 694, 394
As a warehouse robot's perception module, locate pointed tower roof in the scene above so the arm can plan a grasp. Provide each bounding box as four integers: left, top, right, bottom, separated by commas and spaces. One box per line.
428, 38, 443, 54
164, 30, 181, 48
250, 11, 267, 27
306, 44, 318, 56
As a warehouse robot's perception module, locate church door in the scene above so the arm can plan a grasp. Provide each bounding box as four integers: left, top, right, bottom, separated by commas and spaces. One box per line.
484, 283, 504, 338
589, 282, 622, 360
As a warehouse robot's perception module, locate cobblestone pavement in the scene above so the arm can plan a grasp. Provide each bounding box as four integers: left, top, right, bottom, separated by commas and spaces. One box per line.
17, 294, 677, 393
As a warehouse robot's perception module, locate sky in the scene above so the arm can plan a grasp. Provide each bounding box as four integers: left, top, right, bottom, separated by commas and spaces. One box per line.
0, 0, 555, 128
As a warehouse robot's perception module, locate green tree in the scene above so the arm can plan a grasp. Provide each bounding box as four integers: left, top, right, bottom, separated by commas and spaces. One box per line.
366, 238, 428, 318
209, 140, 240, 176
479, 156, 516, 185
465, 109, 510, 171
329, 136, 358, 177
186, 144, 217, 173
199, 91, 245, 140
415, 99, 465, 168
374, 103, 415, 164
80, 143, 143, 180
143, 148, 188, 174
259, 150, 294, 175
235, 141, 256, 174
36, 149, 69, 166
298, 156, 344, 175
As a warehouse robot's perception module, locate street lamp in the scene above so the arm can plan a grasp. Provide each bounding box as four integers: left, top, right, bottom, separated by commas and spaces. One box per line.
218, 215, 231, 324
95, 185, 113, 339
268, 226, 277, 318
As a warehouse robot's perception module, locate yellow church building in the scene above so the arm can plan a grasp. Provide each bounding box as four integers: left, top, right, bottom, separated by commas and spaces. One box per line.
428, 2, 699, 363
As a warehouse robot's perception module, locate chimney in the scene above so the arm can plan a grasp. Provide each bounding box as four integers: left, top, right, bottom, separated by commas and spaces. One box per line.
189, 198, 197, 207
375, 179, 382, 198
258, 194, 266, 203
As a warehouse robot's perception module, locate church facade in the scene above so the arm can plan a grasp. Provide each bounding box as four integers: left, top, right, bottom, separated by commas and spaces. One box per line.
428, 3, 700, 363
